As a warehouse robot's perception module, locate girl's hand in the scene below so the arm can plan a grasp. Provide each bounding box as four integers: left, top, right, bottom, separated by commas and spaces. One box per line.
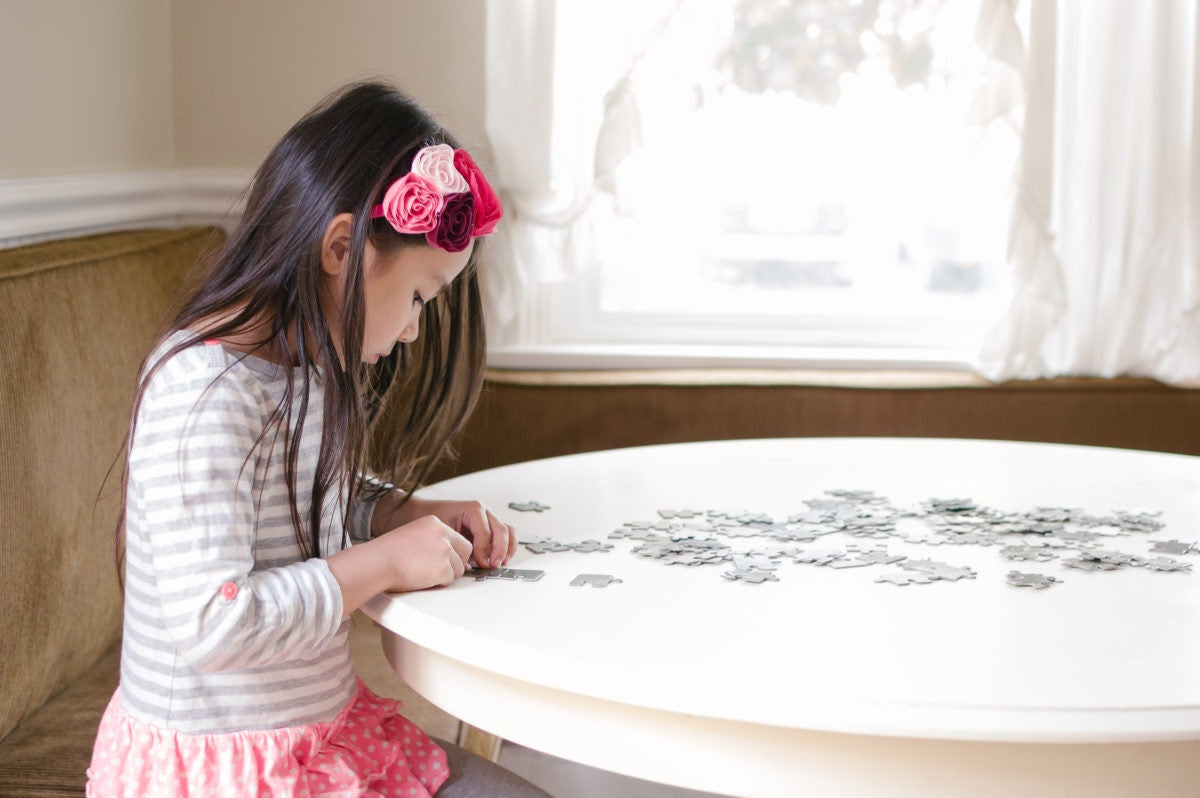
380, 515, 475, 592
375, 493, 517, 569
326, 514, 473, 613
415, 499, 518, 569
371, 490, 519, 569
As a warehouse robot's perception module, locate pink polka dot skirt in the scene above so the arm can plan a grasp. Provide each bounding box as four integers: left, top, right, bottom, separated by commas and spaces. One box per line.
86, 679, 449, 797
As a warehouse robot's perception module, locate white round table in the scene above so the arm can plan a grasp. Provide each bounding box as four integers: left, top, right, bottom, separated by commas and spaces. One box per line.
362, 438, 1200, 797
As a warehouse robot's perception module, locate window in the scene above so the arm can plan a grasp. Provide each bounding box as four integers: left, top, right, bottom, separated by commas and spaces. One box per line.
489, 0, 1021, 370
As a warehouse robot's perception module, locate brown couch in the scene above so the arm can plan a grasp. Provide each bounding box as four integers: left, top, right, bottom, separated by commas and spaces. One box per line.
0, 228, 461, 796
0, 229, 216, 795
1, 226, 1196, 794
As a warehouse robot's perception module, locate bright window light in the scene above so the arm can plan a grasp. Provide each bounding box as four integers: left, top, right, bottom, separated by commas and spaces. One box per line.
532, 0, 1019, 369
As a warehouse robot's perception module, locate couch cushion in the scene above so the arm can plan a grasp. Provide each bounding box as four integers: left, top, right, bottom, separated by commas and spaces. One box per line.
0, 228, 221, 742
0, 643, 119, 796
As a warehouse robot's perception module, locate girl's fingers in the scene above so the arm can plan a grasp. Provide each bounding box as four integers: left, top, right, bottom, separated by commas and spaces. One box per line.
505, 522, 519, 564
459, 503, 494, 567
485, 509, 512, 567
448, 527, 474, 567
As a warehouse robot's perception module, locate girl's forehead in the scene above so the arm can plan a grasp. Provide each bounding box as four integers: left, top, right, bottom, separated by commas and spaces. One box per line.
379, 240, 473, 285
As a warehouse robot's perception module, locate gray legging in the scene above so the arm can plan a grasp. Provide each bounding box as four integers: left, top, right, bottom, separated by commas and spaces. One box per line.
433, 739, 553, 797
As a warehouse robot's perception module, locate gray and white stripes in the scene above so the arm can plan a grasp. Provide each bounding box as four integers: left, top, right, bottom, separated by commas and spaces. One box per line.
119, 333, 375, 734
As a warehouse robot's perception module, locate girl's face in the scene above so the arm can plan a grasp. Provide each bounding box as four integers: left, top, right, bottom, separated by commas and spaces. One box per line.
358, 240, 473, 363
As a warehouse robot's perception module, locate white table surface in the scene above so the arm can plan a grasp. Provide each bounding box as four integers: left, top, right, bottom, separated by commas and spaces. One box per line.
363, 438, 1200, 797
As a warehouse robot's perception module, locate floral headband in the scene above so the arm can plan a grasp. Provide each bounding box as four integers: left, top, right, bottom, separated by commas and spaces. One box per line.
370, 143, 503, 253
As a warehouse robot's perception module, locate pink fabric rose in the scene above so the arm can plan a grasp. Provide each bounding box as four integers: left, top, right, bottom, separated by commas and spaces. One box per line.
410, 144, 469, 195
377, 173, 444, 234
427, 192, 476, 253
453, 149, 503, 236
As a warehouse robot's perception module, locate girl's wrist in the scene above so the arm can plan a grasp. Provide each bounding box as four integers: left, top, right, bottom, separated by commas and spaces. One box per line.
371, 490, 427, 537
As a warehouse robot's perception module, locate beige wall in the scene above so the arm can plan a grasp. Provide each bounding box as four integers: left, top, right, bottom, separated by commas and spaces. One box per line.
0, 0, 488, 180
171, 0, 489, 169
0, 0, 174, 179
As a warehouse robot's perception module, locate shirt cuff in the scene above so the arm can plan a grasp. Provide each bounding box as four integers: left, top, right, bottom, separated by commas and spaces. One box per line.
347, 485, 387, 542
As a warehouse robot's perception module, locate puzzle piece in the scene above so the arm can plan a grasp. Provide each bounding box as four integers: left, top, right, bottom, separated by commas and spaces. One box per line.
940, 532, 999, 547
898, 530, 947, 545
658, 508, 702, 519
852, 549, 906, 565
875, 572, 935, 586
522, 537, 573, 554
1141, 556, 1193, 572
731, 554, 779, 571
508, 501, 550, 513
571, 539, 614, 553
926, 497, 979, 513
721, 567, 780, 584
472, 568, 544, 582
899, 559, 977, 581
1000, 545, 1058, 562
1007, 571, 1062, 589
570, 573, 623, 587
1028, 507, 1080, 524
1061, 558, 1122, 572
1084, 549, 1144, 567
1113, 510, 1165, 533
827, 488, 887, 503
791, 545, 846, 565
827, 558, 874, 569
1150, 539, 1197, 555
624, 520, 677, 531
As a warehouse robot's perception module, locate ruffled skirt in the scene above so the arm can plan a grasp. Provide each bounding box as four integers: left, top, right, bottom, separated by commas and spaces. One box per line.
86, 679, 449, 797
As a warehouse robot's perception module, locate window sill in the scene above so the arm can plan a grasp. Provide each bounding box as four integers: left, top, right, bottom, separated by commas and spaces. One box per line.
485, 344, 990, 388
484, 345, 1200, 390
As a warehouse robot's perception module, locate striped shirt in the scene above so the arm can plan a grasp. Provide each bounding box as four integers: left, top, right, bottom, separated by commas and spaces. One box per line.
119, 332, 377, 734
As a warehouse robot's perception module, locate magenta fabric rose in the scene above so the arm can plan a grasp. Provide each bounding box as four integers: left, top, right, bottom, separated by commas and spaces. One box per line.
411, 143, 469, 195
453, 149, 504, 236
426, 192, 476, 252
378, 173, 444, 234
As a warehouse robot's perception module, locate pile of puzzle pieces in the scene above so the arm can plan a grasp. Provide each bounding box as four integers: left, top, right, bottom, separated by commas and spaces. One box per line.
508, 490, 1196, 589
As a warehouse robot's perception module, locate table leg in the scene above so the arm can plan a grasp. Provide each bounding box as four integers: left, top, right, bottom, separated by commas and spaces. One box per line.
457, 723, 503, 763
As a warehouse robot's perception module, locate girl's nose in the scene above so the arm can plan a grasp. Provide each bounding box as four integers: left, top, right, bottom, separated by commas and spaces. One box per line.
398, 317, 420, 344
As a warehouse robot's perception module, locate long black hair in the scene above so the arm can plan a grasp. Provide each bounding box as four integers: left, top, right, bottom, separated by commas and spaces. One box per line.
115, 81, 488, 572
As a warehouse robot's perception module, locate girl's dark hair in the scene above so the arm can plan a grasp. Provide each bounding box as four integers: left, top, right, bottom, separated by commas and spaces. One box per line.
115, 81, 487, 571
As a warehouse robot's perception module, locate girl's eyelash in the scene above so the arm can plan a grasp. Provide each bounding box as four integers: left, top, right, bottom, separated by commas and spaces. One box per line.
413, 292, 425, 308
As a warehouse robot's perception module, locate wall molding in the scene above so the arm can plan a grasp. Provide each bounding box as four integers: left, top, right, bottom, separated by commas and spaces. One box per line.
0, 169, 251, 249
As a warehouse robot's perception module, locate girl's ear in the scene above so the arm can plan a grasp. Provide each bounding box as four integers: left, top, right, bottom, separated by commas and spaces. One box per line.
320, 213, 356, 276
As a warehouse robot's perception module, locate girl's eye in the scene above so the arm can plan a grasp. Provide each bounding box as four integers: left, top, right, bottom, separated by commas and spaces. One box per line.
413, 292, 425, 308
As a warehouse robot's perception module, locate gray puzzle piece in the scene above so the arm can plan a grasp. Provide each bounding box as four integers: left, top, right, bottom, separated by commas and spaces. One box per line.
1000, 545, 1058, 562
508, 501, 550, 513
522, 537, 573, 554
472, 568, 544, 582
570, 573, 623, 587
721, 568, 780, 584
1006, 571, 1062, 589
1141, 556, 1193, 572
875, 572, 935, 586
1150, 539, 1197, 555
571, 539, 615, 553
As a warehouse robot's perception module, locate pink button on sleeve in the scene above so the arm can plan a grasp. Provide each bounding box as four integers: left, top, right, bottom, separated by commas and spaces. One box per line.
220, 581, 239, 601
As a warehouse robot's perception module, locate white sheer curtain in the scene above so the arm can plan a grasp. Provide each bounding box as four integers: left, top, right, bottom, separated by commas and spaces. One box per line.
482, 0, 675, 345
484, 0, 1200, 381
977, 0, 1200, 382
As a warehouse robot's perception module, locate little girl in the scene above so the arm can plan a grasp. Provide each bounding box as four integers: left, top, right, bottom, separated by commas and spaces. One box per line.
86, 82, 550, 797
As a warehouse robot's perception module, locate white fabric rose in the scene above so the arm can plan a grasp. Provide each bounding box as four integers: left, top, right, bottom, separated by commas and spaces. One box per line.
410, 144, 469, 195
